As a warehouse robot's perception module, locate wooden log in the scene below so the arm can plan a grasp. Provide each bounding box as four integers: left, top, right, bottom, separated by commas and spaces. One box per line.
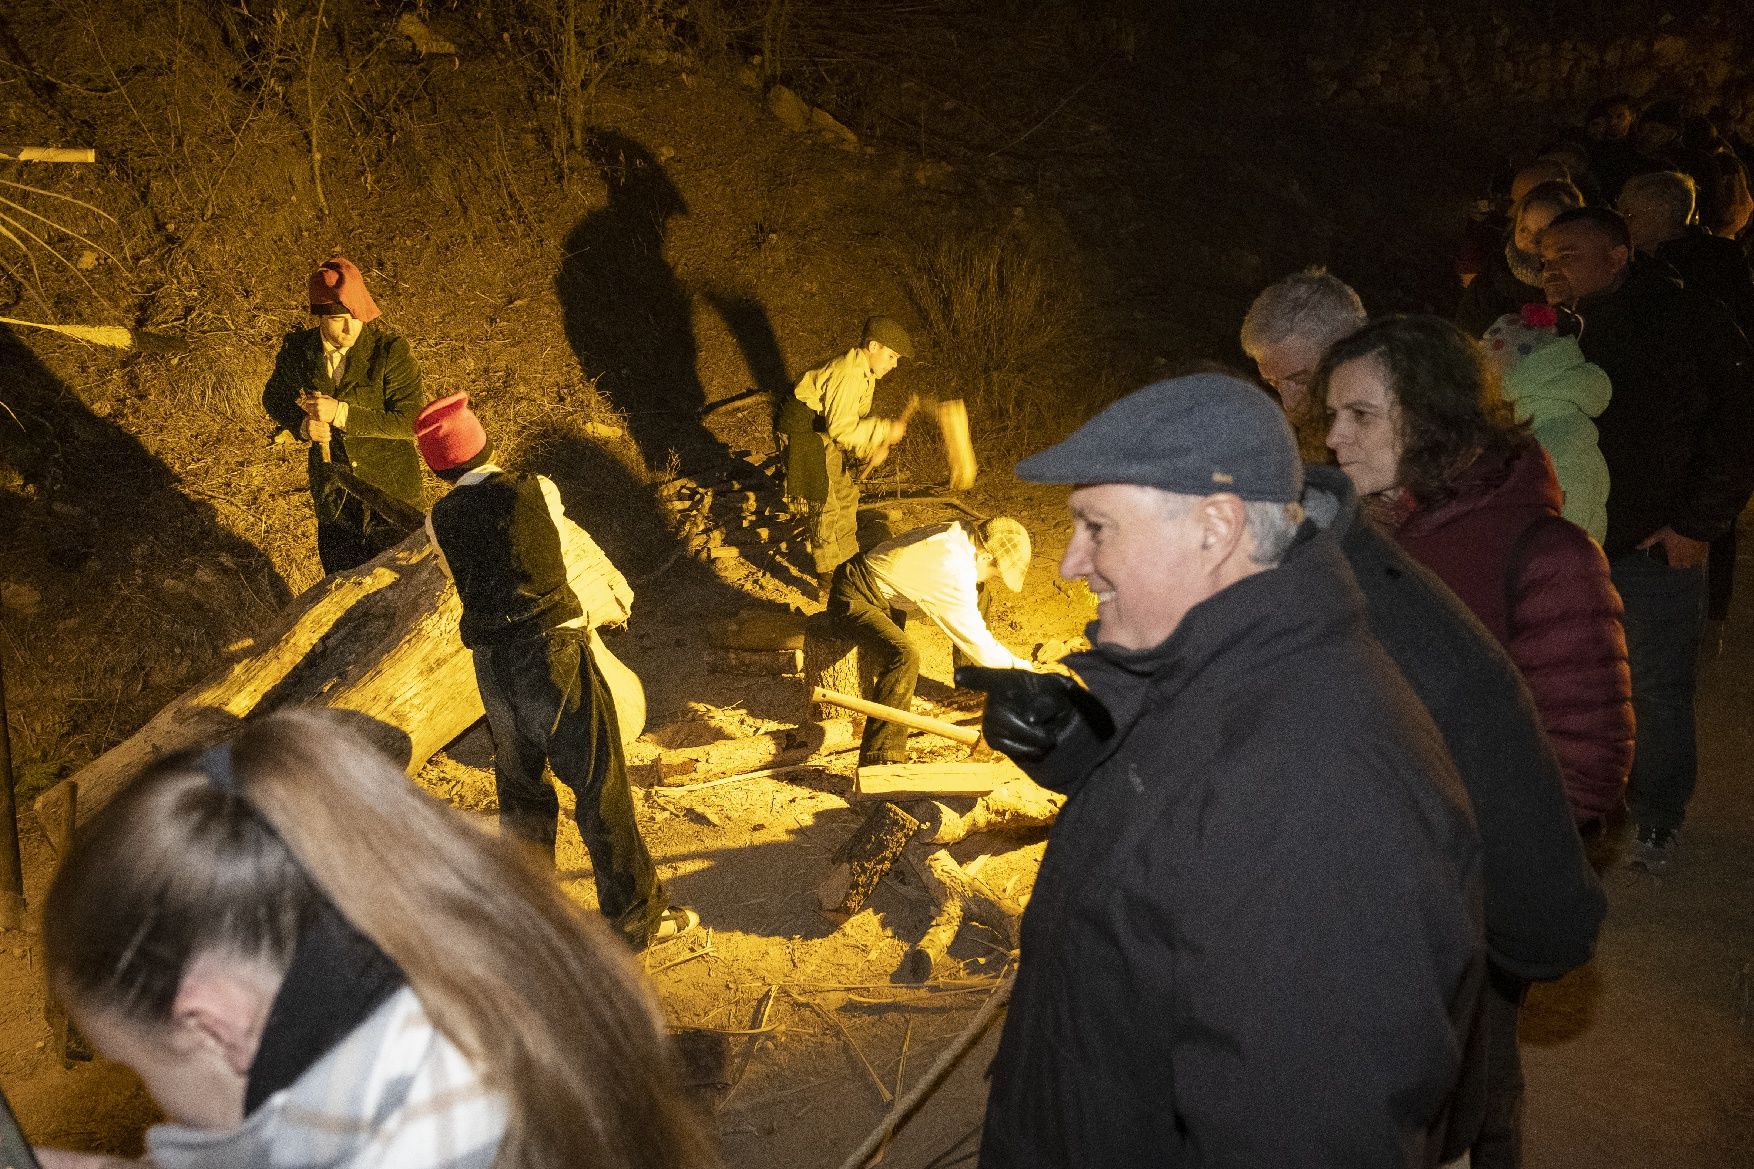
815, 801, 922, 919
855, 760, 1018, 799
810, 687, 981, 746
918, 777, 1064, 844
634, 719, 859, 786
35, 521, 640, 829
714, 607, 807, 652
897, 845, 1020, 983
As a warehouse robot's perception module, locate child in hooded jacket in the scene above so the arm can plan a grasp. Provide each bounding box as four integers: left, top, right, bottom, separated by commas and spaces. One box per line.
1484, 303, 1613, 544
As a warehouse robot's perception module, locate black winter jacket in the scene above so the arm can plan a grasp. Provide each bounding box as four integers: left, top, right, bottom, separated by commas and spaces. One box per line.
981, 525, 1485, 1169
1574, 262, 1754, 554
262, 322, 426, 525
1306, 466, 1605, 981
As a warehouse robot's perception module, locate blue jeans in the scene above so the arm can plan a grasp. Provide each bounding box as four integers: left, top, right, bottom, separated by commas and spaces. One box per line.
1610, 552, 1708, 833
472, 629, 663, 946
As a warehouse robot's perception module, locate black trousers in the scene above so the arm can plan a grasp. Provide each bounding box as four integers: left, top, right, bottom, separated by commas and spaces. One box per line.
315, 493, 406, 575
825, 558, 916, 764
471, 629, 664, 948
1471, 966, 1531, 1169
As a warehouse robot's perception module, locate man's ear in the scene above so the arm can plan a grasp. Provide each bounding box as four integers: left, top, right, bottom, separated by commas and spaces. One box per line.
1196, 494, 1248, 565
171, 961, 276, 1076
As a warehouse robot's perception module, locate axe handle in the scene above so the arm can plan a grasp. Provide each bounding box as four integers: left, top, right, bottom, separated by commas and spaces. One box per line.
810, 687, 981, 745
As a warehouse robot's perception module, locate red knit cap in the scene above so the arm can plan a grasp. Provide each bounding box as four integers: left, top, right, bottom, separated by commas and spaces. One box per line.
416, 393, 489, 473
307, 257, 381, 322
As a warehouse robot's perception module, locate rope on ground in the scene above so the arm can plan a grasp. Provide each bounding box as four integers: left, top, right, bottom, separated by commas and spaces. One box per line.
833, 972, 1013, 1169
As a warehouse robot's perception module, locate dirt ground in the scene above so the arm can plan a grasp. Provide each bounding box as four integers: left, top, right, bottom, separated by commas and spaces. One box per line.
2, 3, 1752, 1166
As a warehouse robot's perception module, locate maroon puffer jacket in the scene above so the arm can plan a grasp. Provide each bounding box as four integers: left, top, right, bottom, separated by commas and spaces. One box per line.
1390, 440, 1633, 824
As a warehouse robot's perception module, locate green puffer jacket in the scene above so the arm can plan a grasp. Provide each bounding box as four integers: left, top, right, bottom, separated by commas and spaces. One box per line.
262, 322, 426, 523
1501, 337, 1612, 545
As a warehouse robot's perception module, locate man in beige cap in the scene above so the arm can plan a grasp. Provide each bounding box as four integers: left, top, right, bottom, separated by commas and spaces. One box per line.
776, 316, 917, 593
822, 516, 1034, 766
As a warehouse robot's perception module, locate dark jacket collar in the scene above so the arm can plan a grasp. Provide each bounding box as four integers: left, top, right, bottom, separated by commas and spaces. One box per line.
1068, 516, 1367, 721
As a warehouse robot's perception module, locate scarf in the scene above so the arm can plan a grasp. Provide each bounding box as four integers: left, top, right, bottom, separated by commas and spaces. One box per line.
145, 987, 506, 1169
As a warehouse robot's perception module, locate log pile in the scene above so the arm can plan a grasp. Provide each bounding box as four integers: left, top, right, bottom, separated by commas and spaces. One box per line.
659, 448, 802, 567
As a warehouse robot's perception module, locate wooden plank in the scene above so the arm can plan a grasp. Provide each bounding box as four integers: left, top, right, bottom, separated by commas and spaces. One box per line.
853, 760, 1021, 799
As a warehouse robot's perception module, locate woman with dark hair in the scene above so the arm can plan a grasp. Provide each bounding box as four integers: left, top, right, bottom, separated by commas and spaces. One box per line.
34, 710, 717, 1169
1315, 316, 1632, 1169
1314, 315, 1632, 830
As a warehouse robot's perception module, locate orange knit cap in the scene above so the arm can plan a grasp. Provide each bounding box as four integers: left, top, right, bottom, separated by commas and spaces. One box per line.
307, 257, 381, 322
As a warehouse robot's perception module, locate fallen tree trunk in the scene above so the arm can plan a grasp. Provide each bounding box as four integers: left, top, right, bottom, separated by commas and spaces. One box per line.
37, 522, 637, 829
916, 778, 1064, 844
898, 846, 1020, 983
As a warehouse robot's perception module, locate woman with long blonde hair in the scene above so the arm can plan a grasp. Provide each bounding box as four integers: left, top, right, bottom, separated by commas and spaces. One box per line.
36, 709, 717, 1169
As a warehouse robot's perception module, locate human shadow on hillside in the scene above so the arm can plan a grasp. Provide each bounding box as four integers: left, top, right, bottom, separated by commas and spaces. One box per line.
557, 131, 728, 472
0, 323, 291, 741
703, 286, 792, 431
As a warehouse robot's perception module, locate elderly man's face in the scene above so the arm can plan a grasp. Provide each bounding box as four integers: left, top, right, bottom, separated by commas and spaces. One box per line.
1062, 483, 1209, 652
1251, 335, 1328, 425
1538, 222, 1629, 305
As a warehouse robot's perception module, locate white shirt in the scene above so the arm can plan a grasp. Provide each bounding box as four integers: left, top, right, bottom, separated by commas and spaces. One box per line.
864, 521, 1033, 671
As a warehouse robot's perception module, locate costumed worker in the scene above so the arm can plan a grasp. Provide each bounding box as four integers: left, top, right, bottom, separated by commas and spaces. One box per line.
416, 393, 695, 949
824, 517, 1036, 767
776, 316, 917, 591
262, 257, 427, 574
1482, 302, 1613, 544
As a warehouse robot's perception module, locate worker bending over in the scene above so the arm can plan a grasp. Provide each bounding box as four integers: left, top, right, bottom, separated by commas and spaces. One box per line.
825, 517, 1035, 767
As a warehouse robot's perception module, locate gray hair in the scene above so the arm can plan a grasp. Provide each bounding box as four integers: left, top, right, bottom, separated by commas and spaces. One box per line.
1515, 179, 1585, 223
1240, 269, 1367, 359
1619, 170, 1696, 231
1156, 491, 1304, 567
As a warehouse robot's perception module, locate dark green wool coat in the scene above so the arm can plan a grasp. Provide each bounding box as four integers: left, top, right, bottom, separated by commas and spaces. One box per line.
262, 322, 426, 524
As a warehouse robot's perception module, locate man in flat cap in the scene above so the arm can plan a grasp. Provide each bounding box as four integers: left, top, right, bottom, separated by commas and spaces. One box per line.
960, 374, 1487, 1169
776, 316, 916, 596
263, 256, 426, 574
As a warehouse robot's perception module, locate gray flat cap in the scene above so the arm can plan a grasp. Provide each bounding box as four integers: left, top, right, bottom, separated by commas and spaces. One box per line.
1016, 373, 1303, 502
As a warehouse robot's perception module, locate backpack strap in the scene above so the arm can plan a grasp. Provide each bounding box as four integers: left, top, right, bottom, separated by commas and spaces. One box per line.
1503, 514, 1568, 641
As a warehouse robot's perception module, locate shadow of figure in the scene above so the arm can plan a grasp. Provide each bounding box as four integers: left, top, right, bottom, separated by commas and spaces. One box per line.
0, 325, 291, 741
557, 131, 725, 471
702, 284, 793, 429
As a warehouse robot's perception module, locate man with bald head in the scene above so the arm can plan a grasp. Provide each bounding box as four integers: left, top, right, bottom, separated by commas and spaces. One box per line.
1538, 207, 1754, 869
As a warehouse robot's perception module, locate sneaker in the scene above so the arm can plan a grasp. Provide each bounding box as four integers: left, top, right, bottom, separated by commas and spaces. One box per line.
650, 906, 700, 943
1628, 825, 1678, 872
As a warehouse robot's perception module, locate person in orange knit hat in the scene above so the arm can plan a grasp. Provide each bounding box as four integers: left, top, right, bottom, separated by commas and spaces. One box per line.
262, 257, 426, 573
417, 392, 697, 950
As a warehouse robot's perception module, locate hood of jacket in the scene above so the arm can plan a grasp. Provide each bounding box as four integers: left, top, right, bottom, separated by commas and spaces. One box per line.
1502, 336, 1612, 422
1398, 439, 1561, 542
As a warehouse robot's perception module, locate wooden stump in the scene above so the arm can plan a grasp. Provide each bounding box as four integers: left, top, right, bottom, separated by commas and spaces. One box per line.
803, 616, 871, 720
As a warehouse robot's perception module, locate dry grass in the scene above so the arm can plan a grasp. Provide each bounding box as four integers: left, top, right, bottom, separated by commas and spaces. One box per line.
897, 223, 1080, 457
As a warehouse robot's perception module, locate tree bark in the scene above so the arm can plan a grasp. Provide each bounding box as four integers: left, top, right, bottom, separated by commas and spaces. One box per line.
36, 522, 637, 829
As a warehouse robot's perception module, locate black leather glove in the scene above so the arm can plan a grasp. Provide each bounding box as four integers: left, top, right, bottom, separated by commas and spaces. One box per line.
954, 666, 1115, 763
